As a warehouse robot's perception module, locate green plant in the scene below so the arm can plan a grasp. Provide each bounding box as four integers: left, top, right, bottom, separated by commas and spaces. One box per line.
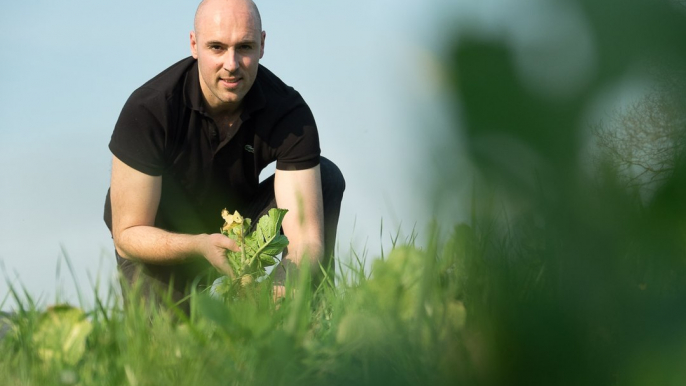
211, 208, 290, 297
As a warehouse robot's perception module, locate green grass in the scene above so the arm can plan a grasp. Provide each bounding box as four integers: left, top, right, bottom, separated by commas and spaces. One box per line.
0, 235, 470, 386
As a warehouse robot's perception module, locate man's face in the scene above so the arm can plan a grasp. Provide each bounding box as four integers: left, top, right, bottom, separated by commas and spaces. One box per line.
190, 6, 265, 113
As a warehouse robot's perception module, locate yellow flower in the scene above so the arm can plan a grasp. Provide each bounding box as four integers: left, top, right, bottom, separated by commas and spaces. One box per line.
221, 209, 244, 234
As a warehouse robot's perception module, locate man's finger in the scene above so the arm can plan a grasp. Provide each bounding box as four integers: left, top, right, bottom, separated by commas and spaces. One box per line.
213, 233, 241, 252
220, 260, 236, 279
221, 237, 241, 252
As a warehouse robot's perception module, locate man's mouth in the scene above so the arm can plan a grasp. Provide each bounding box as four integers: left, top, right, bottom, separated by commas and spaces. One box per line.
220, 77, 242, 87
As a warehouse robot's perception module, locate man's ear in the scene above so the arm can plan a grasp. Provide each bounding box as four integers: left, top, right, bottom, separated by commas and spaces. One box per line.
190, 31, 199, 59
260, 31, 266, 59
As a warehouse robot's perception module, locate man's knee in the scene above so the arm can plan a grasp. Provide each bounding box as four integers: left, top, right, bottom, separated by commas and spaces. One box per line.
320, 157, 346, 201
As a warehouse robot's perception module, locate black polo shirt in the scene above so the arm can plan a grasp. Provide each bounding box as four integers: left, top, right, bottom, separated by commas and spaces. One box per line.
104, 56, 320, 236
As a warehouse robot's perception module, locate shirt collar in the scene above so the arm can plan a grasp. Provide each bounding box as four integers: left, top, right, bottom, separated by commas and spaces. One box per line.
183, 59, 266, 118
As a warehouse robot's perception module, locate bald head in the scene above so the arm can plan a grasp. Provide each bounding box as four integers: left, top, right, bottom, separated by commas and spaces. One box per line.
194, 0, 262, 35
189, 0, 265, 113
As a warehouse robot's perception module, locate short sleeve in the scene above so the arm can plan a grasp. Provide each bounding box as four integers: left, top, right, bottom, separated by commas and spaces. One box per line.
109, 87, 168, 176
273, 105, 321, 171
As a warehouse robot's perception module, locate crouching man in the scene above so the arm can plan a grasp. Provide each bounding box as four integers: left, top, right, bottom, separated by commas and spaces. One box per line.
104, 0, 345, 312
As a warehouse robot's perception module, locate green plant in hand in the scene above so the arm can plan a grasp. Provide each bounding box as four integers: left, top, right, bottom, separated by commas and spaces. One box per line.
211, 208, 289, 297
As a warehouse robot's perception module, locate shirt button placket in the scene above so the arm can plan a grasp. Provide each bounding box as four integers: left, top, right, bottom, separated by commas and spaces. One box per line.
210, 124, 219, 147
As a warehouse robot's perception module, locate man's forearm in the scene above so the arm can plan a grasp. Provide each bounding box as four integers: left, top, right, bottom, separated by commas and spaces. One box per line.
114, 225, 204, 264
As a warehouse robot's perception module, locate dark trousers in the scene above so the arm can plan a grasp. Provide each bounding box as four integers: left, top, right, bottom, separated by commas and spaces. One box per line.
117, 157, 345, 312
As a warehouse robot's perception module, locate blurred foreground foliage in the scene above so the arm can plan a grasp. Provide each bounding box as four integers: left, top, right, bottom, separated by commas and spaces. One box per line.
592, 70, 686, 201
3, 0, 686, 384
1, 242, 472, 386
443, 0, 686, 384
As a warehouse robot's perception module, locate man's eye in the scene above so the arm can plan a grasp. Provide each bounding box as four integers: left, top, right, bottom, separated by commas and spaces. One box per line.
210, 45, 223, 51
239, 45, 253, 50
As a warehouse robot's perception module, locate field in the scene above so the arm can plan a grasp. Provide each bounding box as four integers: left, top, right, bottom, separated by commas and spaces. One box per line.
4, 0, 686, 384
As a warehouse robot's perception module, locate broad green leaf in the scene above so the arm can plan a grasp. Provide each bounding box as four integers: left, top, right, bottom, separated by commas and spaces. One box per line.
251, 208, 289, 264
32, 305, 93, 365
260, 234, 289, 253
255, 208, 288, 244
210, 276, 232, 298
259, 255, 276, 267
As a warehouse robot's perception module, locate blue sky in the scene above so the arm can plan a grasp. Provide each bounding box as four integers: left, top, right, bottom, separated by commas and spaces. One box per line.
0, 0, 469, 308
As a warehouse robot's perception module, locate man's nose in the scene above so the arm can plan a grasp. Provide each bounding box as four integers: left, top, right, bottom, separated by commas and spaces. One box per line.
223, 50, 239, 73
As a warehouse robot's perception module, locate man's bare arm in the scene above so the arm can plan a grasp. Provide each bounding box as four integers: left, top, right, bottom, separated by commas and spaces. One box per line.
273, 165, 325, 284
110, 155, 237, 276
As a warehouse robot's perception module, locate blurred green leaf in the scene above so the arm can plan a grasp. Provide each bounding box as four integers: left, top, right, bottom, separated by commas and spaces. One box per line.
32, 305, 92, 366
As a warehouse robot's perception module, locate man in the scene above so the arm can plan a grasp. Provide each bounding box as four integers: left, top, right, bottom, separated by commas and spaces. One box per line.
104, 0, 345, 311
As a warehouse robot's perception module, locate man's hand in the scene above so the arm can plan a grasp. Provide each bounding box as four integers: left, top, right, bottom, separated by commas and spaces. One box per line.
196, 233, 240, 278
